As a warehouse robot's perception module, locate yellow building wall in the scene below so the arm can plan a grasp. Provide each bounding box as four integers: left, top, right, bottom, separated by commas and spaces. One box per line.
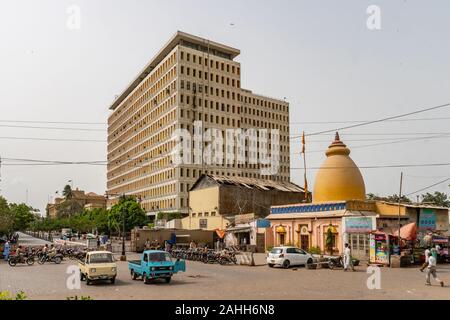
374, 202, 407, 216
181, 215, 230, 231
184, 186, 230, 230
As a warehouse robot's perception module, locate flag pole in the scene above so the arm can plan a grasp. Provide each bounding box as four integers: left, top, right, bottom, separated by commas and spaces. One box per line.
302, 131, 308, 202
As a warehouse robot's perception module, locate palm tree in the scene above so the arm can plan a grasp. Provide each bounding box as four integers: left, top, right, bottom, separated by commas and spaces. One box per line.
62, 185, 73, 200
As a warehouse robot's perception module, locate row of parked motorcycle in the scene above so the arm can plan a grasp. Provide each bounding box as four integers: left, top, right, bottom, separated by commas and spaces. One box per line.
7, 246, 88, 267
169, 247, 238, 265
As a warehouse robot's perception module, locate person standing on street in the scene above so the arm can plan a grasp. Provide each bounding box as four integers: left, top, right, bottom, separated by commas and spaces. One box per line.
3, 240, 10, 261
343, 243, 354, 271
425, 251, 444, 287
420, 247, 431, 272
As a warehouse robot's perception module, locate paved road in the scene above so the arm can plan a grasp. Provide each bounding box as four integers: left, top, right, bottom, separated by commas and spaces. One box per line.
17, 232, 51, 246
1, 251, 449, 300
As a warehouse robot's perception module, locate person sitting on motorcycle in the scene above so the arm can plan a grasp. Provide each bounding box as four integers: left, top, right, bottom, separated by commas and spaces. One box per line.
48, 244, 57, 259
42, 244, 49, 258
15, 246, 23, 262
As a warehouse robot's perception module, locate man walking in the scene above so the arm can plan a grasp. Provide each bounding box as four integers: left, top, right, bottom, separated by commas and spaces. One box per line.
343, 243, 354, 271
425, 251, 444, 287
420, 247, 431, 272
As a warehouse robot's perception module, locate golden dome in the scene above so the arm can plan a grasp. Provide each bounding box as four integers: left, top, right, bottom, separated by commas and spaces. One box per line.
313, 132, 366, 202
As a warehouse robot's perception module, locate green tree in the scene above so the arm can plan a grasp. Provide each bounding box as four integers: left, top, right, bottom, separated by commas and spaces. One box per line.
9, 203, 36, 231
156, 211, 182, 221
62, 185, 73, 200
421, 191, 450, 207
108, 197, 147, 234
325, 224, 335, 256
366, 193, 412, 203
56, 199, 83, 219
0, 196, 14, 237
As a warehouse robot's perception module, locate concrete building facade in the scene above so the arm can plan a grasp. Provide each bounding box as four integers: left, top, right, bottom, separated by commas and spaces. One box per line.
107, 32, 290, 216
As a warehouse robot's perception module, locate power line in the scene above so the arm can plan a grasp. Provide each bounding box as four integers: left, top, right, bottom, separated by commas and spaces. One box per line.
0, 124, 105, 131
291, 132, 450, 139
306, 102, 450, 136
290, 117, 450, 125
0, 137, 106, 143
404, 177, 450, 197
293, 134, 450, 154
0, 119, 106, 125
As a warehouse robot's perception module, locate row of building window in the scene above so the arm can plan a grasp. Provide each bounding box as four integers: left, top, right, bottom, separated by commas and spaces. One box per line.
109, 52, 177, 129
180, 66, 240, 89
180, 50, 240, 76
191, 212, 216, 218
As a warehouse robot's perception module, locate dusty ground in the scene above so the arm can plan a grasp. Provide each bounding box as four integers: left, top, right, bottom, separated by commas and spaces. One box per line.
1, 250, 449, 300
1, 233, 448, 300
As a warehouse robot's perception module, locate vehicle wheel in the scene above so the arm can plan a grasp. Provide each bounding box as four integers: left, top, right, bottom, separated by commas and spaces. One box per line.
329, 261, 336, 270
143, 273, 150, 284
54, 257, 62, 264
8, 259, 16, 267
306, 259, 316, 269
131, 270, 137, 280
165, 277, 171, 284
26, 257, 35, 266
268, 263, 274, 268
282, 260, 290, 269
86, 278, 92, 285
80, 272, 85, 281
110, 277, 116, 284
38, 257, 45, 265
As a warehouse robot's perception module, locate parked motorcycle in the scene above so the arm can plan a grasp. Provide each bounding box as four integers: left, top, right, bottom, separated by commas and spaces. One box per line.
38, 253, 63, 264
328, 256, 343, 269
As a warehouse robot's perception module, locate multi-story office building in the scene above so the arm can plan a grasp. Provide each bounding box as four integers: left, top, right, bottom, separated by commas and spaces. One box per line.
107, 31, 290, 216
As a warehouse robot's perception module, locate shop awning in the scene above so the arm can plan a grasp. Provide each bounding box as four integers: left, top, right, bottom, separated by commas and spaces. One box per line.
276, 226, 287, 233
393, 223, 417, 241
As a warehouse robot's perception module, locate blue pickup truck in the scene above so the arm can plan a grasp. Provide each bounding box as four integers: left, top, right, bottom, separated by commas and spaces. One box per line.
128, 250, 186, 284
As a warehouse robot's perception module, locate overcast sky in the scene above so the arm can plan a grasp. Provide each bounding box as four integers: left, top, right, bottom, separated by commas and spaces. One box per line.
1, 0, 449, 214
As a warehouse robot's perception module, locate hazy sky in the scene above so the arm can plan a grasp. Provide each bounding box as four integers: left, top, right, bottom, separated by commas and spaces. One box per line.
1, 0, 450, 214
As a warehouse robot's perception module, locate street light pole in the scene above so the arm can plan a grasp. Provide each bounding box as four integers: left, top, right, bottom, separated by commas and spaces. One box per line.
121, 196, 126, 261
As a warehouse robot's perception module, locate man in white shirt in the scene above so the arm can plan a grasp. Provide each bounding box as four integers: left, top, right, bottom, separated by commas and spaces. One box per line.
343, 243, 354, 271
425, 251, 444, 287
420, 247, 431, 272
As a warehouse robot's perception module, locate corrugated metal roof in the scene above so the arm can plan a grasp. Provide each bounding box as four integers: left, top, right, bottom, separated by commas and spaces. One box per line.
203, 174, 305, 193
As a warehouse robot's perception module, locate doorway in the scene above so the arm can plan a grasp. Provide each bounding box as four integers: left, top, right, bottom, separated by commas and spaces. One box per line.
300, 235, 309, 251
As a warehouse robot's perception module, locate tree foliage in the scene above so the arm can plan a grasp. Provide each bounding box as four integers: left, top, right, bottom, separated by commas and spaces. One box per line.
56, 200, 83, 219
62, 185, 73, 200
108, 197, 147, 233
0, 196, 14, 237
421, 191, 450, 207
9, 203, 36, 231
366, 193, 412, 203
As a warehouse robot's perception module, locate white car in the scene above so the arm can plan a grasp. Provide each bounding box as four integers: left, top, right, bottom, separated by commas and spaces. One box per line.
267, 246, 314, 268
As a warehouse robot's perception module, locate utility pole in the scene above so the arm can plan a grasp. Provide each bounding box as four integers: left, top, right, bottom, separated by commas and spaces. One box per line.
397, 172, 403, 252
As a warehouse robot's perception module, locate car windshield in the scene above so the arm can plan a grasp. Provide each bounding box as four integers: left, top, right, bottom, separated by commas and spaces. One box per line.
89, 253, 113, 263
270, 248, 283, 254
149, 252, 172, 262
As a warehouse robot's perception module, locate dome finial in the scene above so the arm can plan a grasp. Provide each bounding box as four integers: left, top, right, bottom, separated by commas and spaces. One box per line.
335, 132, 340, 142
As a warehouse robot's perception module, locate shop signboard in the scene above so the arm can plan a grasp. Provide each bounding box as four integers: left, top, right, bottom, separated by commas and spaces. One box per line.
345, 217, 373, 233
418, 209, 436, 230
256, 219, 270, 228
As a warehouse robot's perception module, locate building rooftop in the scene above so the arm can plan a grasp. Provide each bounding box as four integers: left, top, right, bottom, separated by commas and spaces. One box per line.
110, 31, 241, 111
190, 174, 305, 193
376, 201, 449, 211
